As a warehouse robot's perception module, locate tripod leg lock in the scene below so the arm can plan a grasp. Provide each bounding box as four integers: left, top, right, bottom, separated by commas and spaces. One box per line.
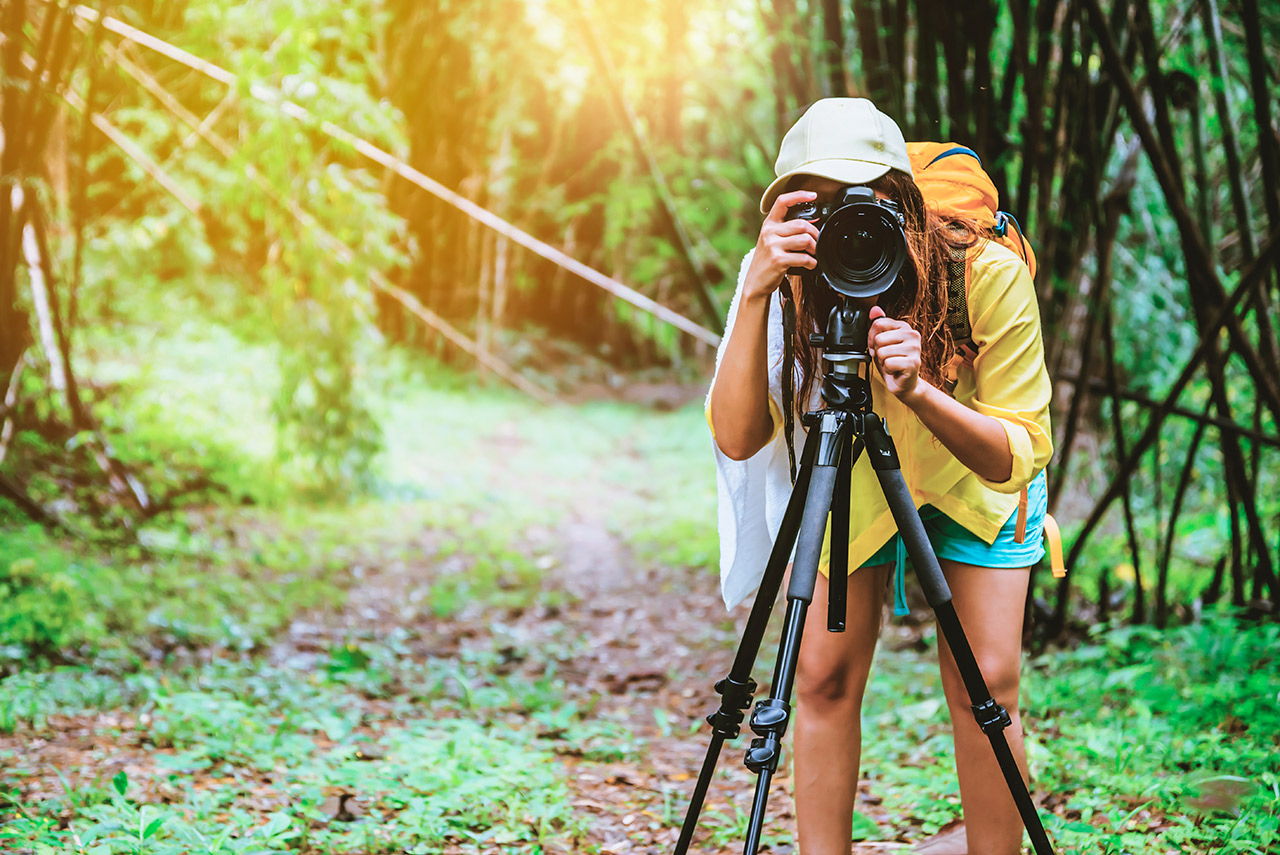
706, 676, 758, 739
743, 698, 792, 773
970, 698, 1012, 735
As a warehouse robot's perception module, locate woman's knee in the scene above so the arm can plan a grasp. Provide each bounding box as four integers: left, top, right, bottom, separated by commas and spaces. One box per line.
940, 648, 1021, 712
796, 645, 873, 709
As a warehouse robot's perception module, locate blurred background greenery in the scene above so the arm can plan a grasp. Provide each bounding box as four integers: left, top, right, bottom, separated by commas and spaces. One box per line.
1, 0, 1278, 852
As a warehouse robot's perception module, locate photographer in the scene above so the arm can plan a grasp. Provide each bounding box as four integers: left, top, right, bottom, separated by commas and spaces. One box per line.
706, 98, 1053, 855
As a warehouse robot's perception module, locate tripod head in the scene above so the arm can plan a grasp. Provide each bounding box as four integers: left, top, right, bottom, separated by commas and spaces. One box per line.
808, 301, 875, 413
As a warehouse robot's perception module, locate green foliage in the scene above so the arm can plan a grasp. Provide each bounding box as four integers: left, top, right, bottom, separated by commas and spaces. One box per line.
1028, 612, 1280, 853
0, 518, 348, 665
1, 647, 597, 853
65, 0, 410, 496
852, 610, 1280, 852
0, 536, 99, 663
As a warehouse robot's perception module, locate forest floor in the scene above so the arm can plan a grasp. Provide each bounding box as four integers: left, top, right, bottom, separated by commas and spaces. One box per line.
2, 361, 1277, 854
1, 382, 926, 853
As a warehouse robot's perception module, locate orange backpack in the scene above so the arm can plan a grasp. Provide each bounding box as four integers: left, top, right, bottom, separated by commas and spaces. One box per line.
907, 142, 1065, 579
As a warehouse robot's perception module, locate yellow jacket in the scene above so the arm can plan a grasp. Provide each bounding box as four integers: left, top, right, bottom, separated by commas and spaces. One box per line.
707, 239, 1053, 606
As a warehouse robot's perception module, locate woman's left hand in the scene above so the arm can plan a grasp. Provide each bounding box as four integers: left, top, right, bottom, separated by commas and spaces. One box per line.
868, 305, 923, 402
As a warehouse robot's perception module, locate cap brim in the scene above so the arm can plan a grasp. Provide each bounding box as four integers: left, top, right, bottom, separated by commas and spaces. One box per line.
759, 159, 894, 215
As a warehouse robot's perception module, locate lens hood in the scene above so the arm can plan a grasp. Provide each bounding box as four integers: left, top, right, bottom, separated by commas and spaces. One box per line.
813, 191, 908, 299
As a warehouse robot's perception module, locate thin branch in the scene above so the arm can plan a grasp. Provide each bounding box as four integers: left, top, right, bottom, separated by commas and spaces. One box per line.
1058, 374, 1280, 449
1055, 225, 1280, 632
1082, 0, 1280, 422
1155, 405, 1210, 627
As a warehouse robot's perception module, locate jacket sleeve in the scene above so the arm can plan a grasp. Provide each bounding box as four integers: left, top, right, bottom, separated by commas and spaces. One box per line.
964, 250, 1054, 494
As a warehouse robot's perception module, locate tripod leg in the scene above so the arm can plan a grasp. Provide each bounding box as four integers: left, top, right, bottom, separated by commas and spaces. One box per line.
827, 434, 861, 631
861, 414, 1056, 855
672, 427, 821, 855
740, 412, 849, 855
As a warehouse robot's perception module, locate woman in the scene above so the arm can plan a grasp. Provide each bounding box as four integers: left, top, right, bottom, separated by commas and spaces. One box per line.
707, 98, 1053, 855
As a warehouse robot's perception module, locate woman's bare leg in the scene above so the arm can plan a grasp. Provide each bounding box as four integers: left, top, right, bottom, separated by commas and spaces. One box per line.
935, 560, 1031, 855
791, 563, 891, 855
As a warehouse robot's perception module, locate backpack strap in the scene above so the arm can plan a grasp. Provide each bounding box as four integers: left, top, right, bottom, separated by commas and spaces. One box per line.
995, 210, 1034, 272
1013, 487, 1029, 543
1012, 490, 1067, 578
781, 280, 797, 485
1043, 513, 1067, 578
942, 242, 978, 393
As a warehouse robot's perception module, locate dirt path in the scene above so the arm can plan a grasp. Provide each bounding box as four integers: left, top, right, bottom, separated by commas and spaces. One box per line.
2, 413, 940, 854
256, 491, 915, 853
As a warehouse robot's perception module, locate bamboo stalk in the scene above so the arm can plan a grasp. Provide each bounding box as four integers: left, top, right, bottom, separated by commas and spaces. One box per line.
89, 40, 555, 404
56, 2, 721, 348
1051, 226, 1280, 635
1239, 0, 1280, 238
27, 190, 87, 428
1155, 406, 1209, 627
1, 0, 31, 384
1101, 296, 1146, 623
1201, 0, 1256, 262
1082, 0, 1280, 424
0, 353, 26, 468
571, 0, 725, 331
19, 203, 67, 392
1048, 137, 1142, 511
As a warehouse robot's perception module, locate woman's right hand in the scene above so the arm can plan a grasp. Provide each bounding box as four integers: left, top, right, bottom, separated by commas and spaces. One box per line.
742, 190, 821, 302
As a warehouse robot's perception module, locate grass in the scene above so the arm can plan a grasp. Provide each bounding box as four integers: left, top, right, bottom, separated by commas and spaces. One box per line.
3, 319, 1279, 853
851, 612, 1280, 853
0, 645, 630, 853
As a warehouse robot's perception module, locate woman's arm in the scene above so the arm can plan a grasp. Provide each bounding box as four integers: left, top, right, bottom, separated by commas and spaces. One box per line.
900, 380, 1013, 482
709, 191, 821, 460
866, 305, 1014, 483
708, 288, 777, 459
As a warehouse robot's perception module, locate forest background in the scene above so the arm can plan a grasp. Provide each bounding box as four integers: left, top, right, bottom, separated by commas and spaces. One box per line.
1, 0, 1278, 853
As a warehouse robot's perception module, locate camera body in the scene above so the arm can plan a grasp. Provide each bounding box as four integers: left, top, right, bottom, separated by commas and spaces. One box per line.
784, 185, 908, 300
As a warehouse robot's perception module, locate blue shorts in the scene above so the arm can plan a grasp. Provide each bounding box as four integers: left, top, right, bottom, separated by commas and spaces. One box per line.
863, 469, 1048, 569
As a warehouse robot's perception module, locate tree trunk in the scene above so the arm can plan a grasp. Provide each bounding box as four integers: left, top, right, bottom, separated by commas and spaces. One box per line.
820, 0, 848, 98
1, 0, 29, 392
913, 0, 942, 136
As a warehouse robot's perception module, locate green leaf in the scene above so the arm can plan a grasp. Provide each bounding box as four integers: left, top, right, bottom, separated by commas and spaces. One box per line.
850, 811, 880, 841
112, 770, 127, 797
258, 811, 293, 839
142, 816, 165, 839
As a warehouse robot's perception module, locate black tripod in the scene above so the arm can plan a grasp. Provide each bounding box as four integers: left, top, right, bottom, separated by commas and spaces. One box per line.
674, 303, 1055, 855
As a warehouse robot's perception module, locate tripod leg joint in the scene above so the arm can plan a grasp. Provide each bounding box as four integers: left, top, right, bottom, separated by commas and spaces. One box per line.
970, 697, 1012, 735
705, 676, 758, 739
743, 698, 792, 773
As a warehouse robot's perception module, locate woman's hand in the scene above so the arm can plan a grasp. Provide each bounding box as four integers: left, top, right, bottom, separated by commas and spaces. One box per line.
742, 191, 821, 302
868, 305, 924, 402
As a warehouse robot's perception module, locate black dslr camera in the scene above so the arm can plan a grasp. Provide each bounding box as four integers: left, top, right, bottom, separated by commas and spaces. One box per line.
784, 185, 908, 300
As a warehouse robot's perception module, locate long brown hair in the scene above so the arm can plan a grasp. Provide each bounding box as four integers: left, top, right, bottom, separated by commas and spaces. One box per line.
787, 169, 985, 411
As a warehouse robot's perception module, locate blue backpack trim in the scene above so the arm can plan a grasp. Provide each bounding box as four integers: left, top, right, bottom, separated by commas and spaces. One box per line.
924, 145, 982, 170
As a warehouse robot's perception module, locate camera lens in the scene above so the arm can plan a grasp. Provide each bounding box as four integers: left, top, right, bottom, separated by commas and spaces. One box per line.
838, 228, 881, 272
815, 202, 907, 298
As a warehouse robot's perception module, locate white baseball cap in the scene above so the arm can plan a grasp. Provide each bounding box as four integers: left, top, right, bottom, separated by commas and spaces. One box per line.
760, 98, 914, 215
